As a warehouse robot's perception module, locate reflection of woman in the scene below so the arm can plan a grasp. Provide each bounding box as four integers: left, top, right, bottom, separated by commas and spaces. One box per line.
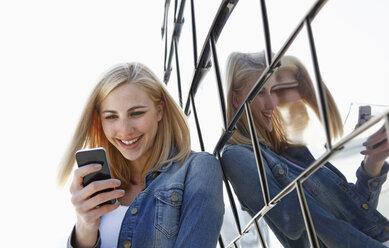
57, 63, 224, 248
222, 51, 389, 247
272, 55, 343, 143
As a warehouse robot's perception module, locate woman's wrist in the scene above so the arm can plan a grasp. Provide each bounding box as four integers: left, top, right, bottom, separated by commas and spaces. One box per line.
74, 222, 99, 248
363, 157, 384, 177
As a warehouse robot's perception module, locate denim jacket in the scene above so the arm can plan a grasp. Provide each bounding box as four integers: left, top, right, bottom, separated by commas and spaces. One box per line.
221, 143, 389, 248
68, 152, 224, 248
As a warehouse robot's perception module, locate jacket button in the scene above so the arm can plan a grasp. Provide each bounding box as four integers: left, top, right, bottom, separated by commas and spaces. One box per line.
385, 226, 389, 232
123, 240, 132, 248
371, 181, 379, 187
171, 192, 179, 202
361, 203, 369, 210
131, 208, 138, 215
278, 168, 285, 175
341, 184, 348, 190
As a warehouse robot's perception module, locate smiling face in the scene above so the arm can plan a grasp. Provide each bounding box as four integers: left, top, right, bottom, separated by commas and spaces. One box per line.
251, 72, 278, 132
234, 69, 299, 132
100, 83, 163, 167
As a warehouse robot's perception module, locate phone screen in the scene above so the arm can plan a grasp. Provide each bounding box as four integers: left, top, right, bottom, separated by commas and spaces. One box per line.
358, 105, 371, 125
75, 147, 116, 205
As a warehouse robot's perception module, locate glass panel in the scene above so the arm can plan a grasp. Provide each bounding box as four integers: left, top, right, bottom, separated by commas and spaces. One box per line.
312, 0, 389, 136
163, 0, 389, 246
329, 119, 389, 218
236, 224, 262, 248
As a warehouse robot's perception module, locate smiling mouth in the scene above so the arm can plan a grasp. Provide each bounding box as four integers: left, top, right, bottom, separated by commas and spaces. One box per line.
120, 136, 142, 145
263, 112, 272, 118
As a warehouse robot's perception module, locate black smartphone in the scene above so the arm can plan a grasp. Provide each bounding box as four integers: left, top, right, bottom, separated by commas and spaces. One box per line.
358, 105, 371, 126
75, 147, 116, 205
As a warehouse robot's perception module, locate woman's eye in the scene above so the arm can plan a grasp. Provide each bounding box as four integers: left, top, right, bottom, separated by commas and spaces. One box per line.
272, 88, 283, 94
131, 111, 145, 117
257, 91, 265, 96
104, 115, 117, 120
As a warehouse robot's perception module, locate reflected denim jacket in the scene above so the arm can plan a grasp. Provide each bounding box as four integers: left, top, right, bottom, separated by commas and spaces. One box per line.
68, 152, 224, 248
221, 143, 389, 248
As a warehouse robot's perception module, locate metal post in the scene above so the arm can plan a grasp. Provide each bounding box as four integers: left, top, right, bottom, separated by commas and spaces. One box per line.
296, 181, 320, 247
245, 102, 271, 205
306, 18, 332, 150
210, 37, 228, 129
174, 39, 183, 107
191, 93, 205, 151
259, 0, 272, 66
254, 219, 267, 248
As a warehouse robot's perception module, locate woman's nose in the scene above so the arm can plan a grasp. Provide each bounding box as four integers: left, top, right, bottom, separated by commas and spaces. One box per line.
118, 118, 134, 135
264, 94, 277, 109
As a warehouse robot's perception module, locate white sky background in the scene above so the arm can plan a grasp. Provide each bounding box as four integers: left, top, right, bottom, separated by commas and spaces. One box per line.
1, 0, 388, 247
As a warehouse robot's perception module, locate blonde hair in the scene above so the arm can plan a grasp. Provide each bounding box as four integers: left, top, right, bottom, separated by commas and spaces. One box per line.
57, 63, 191, 189
225, 51, 289, 153
225, 51, 343, 153
279, 55, 343, 141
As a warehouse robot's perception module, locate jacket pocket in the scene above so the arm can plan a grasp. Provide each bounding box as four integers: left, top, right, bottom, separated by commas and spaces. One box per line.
154, 187, 183, 238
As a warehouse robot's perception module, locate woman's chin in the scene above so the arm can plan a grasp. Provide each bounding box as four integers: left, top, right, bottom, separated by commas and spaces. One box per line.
265, 124, 273, 132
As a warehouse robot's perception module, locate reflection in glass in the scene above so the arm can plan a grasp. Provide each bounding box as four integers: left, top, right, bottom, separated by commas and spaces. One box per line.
221, 50, 389, 246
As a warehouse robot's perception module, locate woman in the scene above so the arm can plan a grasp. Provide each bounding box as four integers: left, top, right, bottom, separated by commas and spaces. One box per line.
221, 51, 389, 247
57, 62, 224, 248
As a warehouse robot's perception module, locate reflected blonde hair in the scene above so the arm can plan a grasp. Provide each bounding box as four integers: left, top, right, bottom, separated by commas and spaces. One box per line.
225, 51, 343, 153
225, 51, 289, 153
57, 63, 191, 189
279, 56, 343, 141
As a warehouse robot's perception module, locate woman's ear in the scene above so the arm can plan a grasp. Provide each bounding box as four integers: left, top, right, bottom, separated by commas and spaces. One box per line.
157, 100, 164, 121
232, 91, 240, 109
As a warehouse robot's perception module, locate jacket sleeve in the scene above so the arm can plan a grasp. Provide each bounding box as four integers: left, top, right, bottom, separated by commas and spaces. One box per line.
67, 226, 101, 248
221, 145, 387, 248
174, 152, 225, 248
354, 161, 389, 208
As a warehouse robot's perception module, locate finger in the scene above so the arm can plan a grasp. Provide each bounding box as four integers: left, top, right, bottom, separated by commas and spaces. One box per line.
88, 189, 125, 209
361, 139, 389, 155
364, 134, 387, 148
70, 164, 103, 194
83, 178, 122, 197
75, 188, 125, 214
363, 126, 387, 147
365, 115, 373, 121
80, 200, 121, 223
73, 178, 121, 206
371, 138, 388, 149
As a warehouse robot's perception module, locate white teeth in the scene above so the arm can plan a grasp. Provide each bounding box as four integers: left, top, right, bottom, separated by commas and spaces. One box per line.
121, 136, 140, 145
263, 113, 272, 118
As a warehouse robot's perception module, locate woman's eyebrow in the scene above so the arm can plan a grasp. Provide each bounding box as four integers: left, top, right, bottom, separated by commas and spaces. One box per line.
128, 105, 148, 111
272, 81, 299, 90
101, 105, 148, 114
101, 109, 116, 114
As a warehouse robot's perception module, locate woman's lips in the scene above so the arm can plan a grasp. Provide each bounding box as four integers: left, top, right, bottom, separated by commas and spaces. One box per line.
119, 135, 143, 148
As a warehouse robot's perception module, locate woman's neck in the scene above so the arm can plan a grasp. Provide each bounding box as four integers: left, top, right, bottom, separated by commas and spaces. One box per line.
119, 161, 147, 206
128, 160, 146, 185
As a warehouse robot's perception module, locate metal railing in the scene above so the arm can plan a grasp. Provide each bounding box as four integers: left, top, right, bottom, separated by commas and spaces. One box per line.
160, 0, 389, 247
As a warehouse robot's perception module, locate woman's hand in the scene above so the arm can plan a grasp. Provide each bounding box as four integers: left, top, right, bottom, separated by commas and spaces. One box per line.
361, 125, 389, 177
69, 163, 125, 248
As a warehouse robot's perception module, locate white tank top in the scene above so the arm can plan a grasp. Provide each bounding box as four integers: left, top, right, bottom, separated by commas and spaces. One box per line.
99, 205, 129, 248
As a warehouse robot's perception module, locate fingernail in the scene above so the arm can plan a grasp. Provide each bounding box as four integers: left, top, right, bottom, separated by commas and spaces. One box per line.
115, 179, 121, 186
94, 164, 102, 169
119, 189, 125, 194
